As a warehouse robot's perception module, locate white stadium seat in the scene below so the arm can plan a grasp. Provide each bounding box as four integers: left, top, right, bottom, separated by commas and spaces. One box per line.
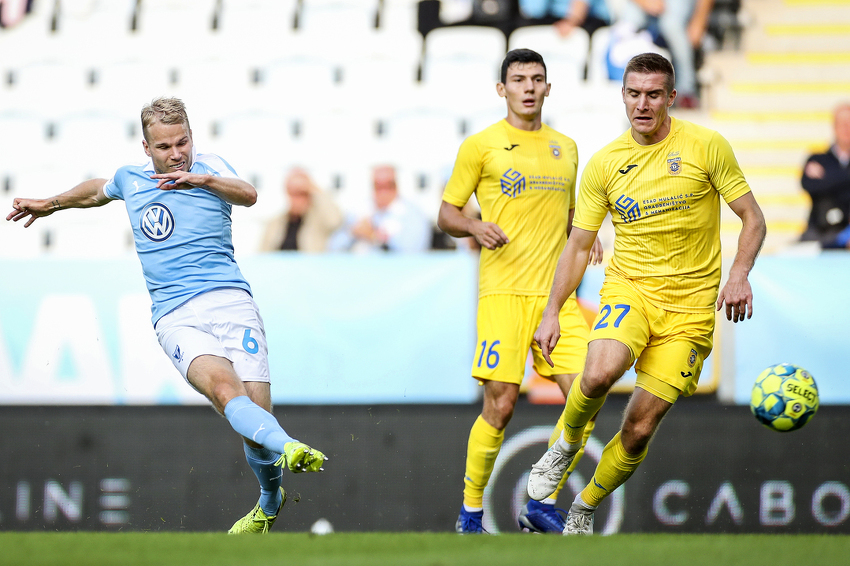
216, 0, 298, 64
421, 26, 507, 114
508, 25, 590, 87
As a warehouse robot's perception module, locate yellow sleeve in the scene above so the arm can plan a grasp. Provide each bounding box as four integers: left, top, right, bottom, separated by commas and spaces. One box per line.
572, 152, 610, 231
442, 136, 482, 208
708, 131, 751, 203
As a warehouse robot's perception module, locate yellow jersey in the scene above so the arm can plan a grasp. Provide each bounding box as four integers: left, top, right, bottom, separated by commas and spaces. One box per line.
574, 117, 751, 312
443, 119, 578, 298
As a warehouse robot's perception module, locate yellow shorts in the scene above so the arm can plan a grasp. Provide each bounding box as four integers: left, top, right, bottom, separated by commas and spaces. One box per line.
472, 294, 589, 385
589, 277, 715, 401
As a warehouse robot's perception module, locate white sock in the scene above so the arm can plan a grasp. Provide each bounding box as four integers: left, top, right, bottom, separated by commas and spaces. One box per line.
554, 432, 581, 456
572, 493, 597, 511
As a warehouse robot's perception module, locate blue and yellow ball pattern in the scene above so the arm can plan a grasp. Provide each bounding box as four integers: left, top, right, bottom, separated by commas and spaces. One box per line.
750, 363, 819, 432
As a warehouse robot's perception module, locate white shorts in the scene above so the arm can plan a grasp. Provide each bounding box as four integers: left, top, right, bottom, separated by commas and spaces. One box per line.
154, 288, 271, 383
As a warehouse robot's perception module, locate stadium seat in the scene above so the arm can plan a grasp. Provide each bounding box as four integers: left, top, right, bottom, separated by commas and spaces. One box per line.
382, 108, 464, 213
335, 32, 423, 118
3, 60, 92, 117
134, 0, 219, 52
508, 25, 590, 87
0, 112, 51, 163
461, 103, 510, 137
547, 108, 630, 178
216, 0, 298, 63
45, 204, 134, 259
52, 111, 140, 178
0, 0, 57, 68
421, 26, 507, 114
255, 54, 341, 112
587, 25, 614, 85
48, 0, 138, 68
378, 0, 420, 34
422, 26, 507, 82
383, 108, 464, 166
91, 60, 176, 116
213, 110, 300, 181
297, 0, 379, 35
173, 57, 256, 120
54, 0, 136, 40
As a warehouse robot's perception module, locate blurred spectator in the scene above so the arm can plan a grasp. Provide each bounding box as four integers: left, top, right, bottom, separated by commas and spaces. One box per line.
801, 103, 850, 248
552, 0, 612, 38
259, 168, 343, 252
334, 165, 431, 253
619, 0, 715, 108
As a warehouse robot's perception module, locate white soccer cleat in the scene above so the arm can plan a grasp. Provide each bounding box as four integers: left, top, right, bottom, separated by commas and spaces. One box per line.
527, 447, 575, 501
563, 504, 594, 535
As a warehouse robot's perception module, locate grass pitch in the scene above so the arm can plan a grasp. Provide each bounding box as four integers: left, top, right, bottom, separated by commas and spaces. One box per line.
1, 532, 847, 566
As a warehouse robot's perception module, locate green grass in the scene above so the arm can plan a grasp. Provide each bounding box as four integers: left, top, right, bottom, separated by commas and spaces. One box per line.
1, 532, 848, 566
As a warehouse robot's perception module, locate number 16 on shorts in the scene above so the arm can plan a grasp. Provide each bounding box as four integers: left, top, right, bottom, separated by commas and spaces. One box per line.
477, 340, 501, 369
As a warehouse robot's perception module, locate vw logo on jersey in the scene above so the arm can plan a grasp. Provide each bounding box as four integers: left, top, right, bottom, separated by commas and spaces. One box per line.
140, 202, 175, 242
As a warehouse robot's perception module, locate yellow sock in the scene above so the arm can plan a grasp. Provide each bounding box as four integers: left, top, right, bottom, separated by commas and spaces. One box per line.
550, 418, 597, 502
580, 432, 647, 508
561, 374, 606, 444
462, 415, 505, 509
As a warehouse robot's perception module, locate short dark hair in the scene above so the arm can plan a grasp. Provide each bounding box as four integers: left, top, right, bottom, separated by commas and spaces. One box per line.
623, 53, 675, 94
500, 48, 546, 84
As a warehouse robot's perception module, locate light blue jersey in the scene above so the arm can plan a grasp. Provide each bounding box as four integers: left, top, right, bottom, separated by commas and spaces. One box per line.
103, 148, 252, 325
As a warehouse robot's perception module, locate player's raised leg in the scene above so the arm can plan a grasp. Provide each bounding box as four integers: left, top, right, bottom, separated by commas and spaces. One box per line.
528, 340, 630, 501
564, 386, 672, 534
184, 355, 326, 533
187, 355, 326, 470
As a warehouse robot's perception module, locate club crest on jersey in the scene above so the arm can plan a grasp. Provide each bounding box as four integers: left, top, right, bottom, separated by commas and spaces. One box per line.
614, 194, 641, 223
687, 349, 697, 368
500, 168, 526, 198
140, 202, 175, 242
667, 156, 682, 176
549, 142, 562, 159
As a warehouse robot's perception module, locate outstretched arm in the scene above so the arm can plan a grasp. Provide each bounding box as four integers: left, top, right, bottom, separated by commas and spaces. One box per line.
437, 200, 509, 250
150, 171, 257, 207
6, 178, 111, 227
535, 226, 598, 366
716, 192, 766, 322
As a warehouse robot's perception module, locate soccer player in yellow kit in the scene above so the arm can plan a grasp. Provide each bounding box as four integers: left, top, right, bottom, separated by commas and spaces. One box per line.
526, 53, 767, 535
438, 49, 602, 534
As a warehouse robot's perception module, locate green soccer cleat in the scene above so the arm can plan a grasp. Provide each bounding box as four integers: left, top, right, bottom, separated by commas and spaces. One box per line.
278, 441, 327, 473
228, 488, 286, 534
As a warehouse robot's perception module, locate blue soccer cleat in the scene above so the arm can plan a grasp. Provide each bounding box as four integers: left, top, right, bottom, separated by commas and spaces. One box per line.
455, 507, 486, 534
518, 500, 567, 533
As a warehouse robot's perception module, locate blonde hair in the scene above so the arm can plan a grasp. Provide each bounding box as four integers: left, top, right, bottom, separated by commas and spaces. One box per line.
141, 97, 191, 141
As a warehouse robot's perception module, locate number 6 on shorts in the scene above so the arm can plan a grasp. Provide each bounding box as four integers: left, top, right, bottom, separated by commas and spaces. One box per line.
242, 328, 259, 354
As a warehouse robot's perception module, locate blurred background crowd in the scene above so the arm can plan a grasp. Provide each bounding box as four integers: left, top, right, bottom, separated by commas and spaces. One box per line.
0, 0, 847, 257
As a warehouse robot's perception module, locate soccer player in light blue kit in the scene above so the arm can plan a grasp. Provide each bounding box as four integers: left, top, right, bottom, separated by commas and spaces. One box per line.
6, 97, 327, 534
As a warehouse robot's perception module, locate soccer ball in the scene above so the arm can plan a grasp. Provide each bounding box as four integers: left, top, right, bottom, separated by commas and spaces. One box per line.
750, 363, 819, 432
